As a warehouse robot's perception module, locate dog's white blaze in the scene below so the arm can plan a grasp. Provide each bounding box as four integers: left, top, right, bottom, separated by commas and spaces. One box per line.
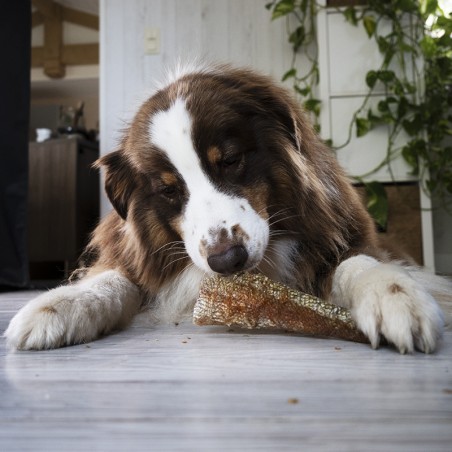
150, 98, 210, 192
149, 98, 269, 273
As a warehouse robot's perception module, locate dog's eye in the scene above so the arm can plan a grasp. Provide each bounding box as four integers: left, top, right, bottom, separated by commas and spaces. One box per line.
221, 154, 241, 168
161, 185, 177, 198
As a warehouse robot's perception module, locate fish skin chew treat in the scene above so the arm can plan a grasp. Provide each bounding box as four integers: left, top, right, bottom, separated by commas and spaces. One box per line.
193, 272, 369, 344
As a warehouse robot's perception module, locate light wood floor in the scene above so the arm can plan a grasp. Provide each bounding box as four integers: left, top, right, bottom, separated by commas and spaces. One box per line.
1, 290, 451, 451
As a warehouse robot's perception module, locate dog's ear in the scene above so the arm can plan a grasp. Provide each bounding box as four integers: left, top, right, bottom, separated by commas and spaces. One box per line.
95, 150, 136, 220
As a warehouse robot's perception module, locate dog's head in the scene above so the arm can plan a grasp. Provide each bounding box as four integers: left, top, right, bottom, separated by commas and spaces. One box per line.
98, 65, 334, 280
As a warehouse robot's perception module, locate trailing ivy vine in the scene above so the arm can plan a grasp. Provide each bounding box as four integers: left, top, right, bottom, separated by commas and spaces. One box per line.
266, 0, 452, 229
267, 0, 323, 129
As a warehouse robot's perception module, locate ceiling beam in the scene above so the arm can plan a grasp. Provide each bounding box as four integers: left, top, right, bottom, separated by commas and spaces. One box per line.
32, 43, 99, 68
32, 0, 56, 18
31, 0, 99, 77
62, 6, 99, 30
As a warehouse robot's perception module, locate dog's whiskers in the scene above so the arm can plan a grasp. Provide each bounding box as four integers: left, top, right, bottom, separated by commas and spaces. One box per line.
260, 254, 278, 271
152, 240, 185, 256
268, 213, 302, 229
266, 207, 292, 222
162, 254, 191, 272
268, 229, 299, 238
174, 261, 198, 281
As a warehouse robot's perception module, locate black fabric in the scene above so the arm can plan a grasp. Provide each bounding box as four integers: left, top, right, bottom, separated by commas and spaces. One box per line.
0, 1, 31, 287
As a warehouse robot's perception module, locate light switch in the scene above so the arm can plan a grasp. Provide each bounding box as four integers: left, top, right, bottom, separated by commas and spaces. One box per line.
144, 28, 160, 55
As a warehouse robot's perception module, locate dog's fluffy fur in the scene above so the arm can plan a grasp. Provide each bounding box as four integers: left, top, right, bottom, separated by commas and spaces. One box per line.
5, 64, 452, 353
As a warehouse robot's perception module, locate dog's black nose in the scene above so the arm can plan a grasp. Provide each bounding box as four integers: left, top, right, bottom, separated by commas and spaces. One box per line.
207, 245, 248, 275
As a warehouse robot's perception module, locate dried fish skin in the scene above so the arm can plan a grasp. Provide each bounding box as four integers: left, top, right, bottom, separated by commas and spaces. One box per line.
194, 272, 368, 344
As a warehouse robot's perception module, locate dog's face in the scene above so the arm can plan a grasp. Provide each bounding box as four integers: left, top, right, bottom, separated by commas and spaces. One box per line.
100, 67, 307, 279
149, 96, 270, 274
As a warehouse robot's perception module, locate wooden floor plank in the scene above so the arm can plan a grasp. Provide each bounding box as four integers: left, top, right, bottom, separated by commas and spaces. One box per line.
1, 290, 451, 451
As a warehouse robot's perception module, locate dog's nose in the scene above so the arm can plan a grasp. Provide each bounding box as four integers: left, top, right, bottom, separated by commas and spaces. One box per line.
207, 245, 248, 275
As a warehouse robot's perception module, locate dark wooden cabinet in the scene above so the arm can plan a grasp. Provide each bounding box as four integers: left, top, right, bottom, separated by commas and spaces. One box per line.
28, 138, 99, 274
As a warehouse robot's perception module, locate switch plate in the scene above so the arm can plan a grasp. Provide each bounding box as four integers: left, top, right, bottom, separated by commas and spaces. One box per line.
144, 28, 160, 55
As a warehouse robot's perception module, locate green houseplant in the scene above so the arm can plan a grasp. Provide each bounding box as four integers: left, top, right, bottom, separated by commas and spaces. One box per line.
266, 0, 452, 228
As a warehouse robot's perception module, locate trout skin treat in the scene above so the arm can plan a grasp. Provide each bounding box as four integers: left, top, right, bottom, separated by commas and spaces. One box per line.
194, 272, 369, 344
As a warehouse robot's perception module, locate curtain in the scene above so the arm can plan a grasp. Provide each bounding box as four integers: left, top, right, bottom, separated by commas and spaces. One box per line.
0, 1, 31, 288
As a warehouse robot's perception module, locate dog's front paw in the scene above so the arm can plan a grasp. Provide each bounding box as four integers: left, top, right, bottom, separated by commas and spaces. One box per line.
4, 286, 94, 350
4, 270, 141, 351
333, 257, 444, 354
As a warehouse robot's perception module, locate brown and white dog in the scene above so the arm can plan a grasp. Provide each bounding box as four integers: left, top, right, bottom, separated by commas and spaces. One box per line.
5, 64, 452, 353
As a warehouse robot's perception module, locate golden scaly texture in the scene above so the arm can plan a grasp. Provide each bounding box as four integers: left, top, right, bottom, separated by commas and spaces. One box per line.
194, 272, 369, 344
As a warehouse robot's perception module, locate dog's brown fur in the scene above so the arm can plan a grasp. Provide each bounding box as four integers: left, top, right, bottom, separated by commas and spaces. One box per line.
79, 66, 383, 301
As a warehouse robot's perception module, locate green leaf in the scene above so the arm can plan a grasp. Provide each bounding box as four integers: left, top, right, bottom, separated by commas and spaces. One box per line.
366, 70, 378, 88
397, 96, 409, 118
304, 98, 322, 116
363, 15, 376, 38
436, 16, 452, 31
396, 0, 418, 13
289, 26, 305, 52
404, 81, 416, 94
377, 36, 391, 53
377, 100, 395, 121
378, 70, 396, 83
402, 115, 423, 136
343, 7, 358, 26
364, 181, 388, 230
282, 68, 297, 81
382, 48, 395, 66
420, 36, 436, 58
394, 80, 405, 95
356, 117, 371, 137
367, 109, 387, 127
271, 0, 295, 20
378, 100, 389, 112
424, 0, 438, 16
402, 139, 426, 175
294, 85, 311, 96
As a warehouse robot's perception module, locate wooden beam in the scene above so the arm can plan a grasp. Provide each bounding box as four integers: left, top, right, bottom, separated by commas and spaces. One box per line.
32, 44, 99, 68
32, 11, 44, 28
61, 6, 99, 30
31, 47, 44, 67
63, 44, 99, 65
32, 0, 56, 18
43, 1, 64, 78
31, 0, 99, 77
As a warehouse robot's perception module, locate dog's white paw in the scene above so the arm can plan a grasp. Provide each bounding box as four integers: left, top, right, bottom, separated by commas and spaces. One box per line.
4, 271, 141, 350
333, 256, 444, 354
5, 286, 92, 350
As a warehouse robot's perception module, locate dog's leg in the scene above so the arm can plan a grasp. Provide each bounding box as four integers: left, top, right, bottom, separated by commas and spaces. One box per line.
331, 255, 444, 354
4, 270, 142, 350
